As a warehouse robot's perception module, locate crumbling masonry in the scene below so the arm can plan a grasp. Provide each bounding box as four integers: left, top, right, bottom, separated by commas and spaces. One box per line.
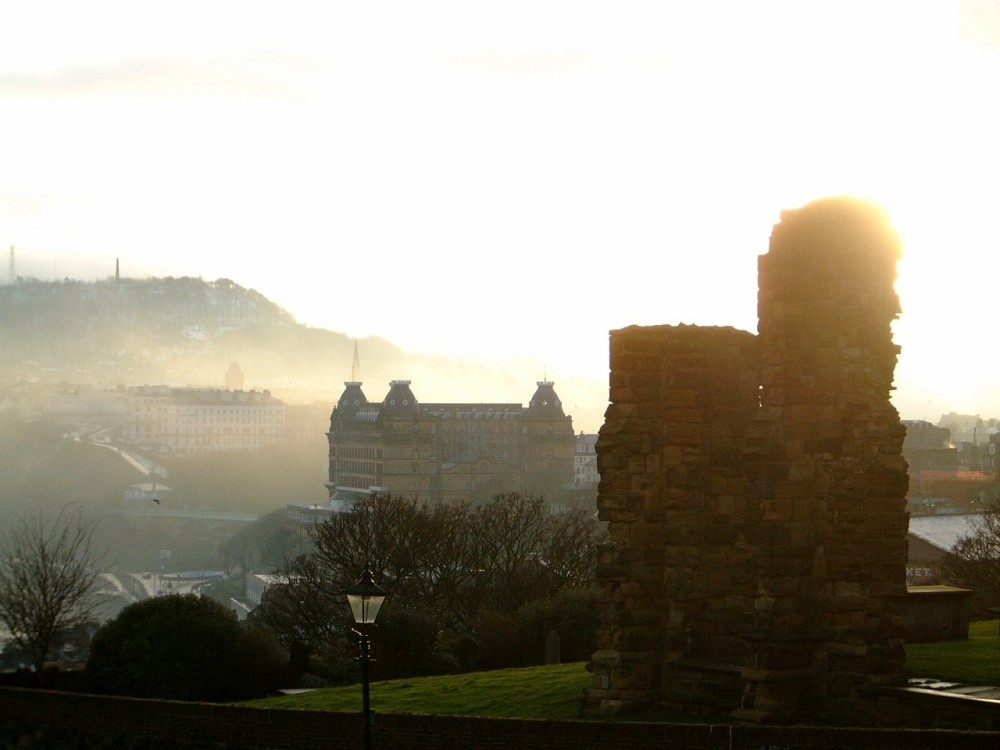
584, 197, 910, 725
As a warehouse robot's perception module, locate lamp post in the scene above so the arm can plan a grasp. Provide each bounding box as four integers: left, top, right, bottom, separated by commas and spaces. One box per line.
344, 564, 386, 750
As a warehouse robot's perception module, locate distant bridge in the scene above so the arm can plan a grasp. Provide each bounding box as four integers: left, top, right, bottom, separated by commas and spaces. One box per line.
120, 507, 260, 523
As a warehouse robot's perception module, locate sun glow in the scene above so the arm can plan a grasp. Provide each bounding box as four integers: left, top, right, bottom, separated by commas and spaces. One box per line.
1, 2, 999, 429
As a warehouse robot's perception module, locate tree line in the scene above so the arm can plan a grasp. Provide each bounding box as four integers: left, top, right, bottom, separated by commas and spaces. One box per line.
11, 494, 1000, 702
0, 492, 604, 699
253, 492, 603, 680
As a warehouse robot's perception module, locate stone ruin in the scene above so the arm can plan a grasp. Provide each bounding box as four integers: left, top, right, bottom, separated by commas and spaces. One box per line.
584, 196, 910, 726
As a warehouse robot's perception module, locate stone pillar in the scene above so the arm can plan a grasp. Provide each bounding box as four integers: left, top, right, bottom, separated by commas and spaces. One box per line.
584, 324, 758, 717
737, 197, 909, 724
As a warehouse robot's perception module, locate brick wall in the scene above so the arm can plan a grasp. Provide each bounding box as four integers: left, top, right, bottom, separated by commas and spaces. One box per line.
2, 687, 999, 749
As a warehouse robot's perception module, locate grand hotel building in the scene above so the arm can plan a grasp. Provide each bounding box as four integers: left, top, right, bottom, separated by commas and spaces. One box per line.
326, 378, 575, 505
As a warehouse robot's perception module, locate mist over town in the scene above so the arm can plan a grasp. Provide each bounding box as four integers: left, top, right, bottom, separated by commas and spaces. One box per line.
3, 2, 1000, 746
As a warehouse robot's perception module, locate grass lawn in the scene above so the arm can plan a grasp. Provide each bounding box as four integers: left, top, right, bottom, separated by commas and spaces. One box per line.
905, 619, 1000, 685
244, 662, 592, 720
245, 622, 1000, 720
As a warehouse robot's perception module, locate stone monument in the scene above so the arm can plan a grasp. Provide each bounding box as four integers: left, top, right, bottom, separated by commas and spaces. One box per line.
584, 197, 909, 726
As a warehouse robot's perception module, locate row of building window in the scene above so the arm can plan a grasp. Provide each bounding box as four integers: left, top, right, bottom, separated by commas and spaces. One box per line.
334, 445, 382, 459
340, 460, 380, 476
134, 406, 280, 415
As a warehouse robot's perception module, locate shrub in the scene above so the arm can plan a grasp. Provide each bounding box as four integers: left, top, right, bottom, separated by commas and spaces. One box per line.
470, 610, 531, 670
517, 588, 601, 664
87, 594, 284, 701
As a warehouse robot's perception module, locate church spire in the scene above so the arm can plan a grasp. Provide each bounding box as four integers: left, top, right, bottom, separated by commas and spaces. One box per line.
335, 343, 369, 420
351, 339, 362, 383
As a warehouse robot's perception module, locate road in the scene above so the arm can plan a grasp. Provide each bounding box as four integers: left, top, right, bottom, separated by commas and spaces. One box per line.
95, 572, 225, 616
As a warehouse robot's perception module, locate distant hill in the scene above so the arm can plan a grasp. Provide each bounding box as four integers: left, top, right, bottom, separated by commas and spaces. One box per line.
0, 275, 607, 429
0, 275, 373, 396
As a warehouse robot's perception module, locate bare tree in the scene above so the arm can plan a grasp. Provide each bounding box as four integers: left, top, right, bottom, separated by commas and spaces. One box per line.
541, 507, 601, 591
465, 495, 602, 612
941, 501, 1000, 616
0, 508, 106, 675
251, 554, 347, 657
254, 492, 603, 672
255, 496, 441, 660
468, 493, 548, 611
310, 494, 454, 601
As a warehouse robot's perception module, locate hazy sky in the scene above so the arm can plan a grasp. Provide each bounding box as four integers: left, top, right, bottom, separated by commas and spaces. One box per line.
1, 1, 999, 426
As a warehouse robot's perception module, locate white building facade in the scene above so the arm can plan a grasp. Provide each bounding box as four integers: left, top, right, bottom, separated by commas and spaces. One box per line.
126, 386, 286, 455
574, 432, 599, 489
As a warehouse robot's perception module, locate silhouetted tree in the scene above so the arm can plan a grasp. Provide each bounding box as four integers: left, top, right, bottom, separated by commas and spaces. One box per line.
255, 495, 454, 672
0, 508, 106, 676
469, 493, 548, 608
465, 494, 600, 614
255, 492, 604, 674
219, 507, 310, 576
543, 508, 600, 591
87, 594, 284, 701
941, 501, 1000, 616
310, 494, 448, 597
370, 604, 461, 680
516, 587, 602, 663
250, 555, 347, 660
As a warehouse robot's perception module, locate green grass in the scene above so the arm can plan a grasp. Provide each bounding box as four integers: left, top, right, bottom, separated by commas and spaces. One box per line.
905, 620, 1000, 685
244, 662, 592, 719
245, 623, 1000, 720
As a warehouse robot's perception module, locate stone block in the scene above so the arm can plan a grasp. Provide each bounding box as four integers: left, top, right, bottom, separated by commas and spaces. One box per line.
609, 659, 659, 691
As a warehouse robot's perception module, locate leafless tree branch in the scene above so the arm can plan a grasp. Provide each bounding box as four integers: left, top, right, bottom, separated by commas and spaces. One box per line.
0, 507, 106, 674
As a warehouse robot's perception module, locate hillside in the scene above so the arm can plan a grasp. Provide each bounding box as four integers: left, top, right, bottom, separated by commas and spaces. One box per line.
0, 276, 389, 397
0, 276, 606, 427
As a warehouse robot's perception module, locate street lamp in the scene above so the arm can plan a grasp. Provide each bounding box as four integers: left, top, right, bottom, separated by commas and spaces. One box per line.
344, 564, 386, 750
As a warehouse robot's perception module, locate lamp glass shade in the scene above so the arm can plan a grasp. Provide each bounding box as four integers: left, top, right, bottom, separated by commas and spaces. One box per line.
347, 591, 385, 624
345, 567, 387, 625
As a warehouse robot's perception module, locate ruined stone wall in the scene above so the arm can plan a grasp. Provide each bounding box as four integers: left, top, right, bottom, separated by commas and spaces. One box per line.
738, 197, 910, 724
586, 197, 910, 726
584, 325, 758, 717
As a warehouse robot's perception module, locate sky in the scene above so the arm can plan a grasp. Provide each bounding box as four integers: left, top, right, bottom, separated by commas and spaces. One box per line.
1, 1, 999, 430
